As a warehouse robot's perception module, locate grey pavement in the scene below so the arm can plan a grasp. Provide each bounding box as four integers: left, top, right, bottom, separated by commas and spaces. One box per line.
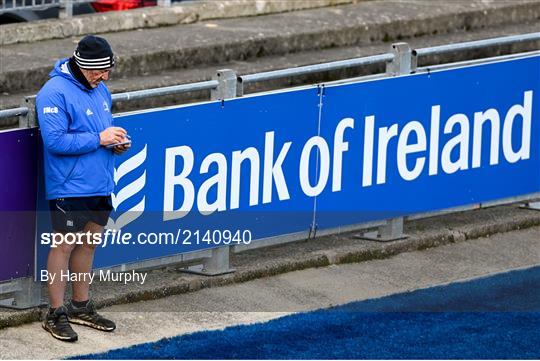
0, 224, 538, 359
1, 204, 540, 329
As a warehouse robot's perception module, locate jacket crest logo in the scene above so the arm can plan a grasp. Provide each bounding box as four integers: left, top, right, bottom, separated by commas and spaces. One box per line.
43, 106, 58, 114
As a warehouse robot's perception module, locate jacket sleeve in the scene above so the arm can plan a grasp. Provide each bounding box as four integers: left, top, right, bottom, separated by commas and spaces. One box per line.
37, 90, 101, 155
103, 83, 114, 117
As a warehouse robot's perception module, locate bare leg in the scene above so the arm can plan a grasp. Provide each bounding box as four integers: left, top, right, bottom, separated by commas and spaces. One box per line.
69, 221, 103, 302
46, 233, 76, 308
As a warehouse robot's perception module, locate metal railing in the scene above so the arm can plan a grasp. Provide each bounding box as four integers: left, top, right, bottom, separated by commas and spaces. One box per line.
239, 53, 394, 85
2, 31, 539, 123
416, 32, 540, 57
0, 0, 93, 14
1, 0, 60, 11
111, 80, 218, 103
0, 107, 28, 119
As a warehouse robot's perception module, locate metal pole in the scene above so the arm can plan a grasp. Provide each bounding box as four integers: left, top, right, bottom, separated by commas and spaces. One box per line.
357, 43, 416, 242
0, 107, 28, 120
19, 96, 36, 128
374, 43, 415, 241
240, 53, 393, 85
112, 80, 218, 104
190, 69, 239, 276
416, 32, 540, 58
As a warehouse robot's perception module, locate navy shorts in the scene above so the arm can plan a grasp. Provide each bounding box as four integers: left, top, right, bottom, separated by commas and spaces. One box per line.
49, 196, 113, 233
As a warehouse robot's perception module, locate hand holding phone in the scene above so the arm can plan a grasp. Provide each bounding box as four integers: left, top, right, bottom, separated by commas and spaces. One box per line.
106, 135, 131, 149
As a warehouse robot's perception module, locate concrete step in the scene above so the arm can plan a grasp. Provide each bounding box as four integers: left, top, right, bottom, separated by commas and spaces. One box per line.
1, 17, 539, 128
0, 0, 357, 46
1, 0, 539, 96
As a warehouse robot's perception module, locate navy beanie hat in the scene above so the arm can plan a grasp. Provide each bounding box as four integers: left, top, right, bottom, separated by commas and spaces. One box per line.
73, 35, 115, 70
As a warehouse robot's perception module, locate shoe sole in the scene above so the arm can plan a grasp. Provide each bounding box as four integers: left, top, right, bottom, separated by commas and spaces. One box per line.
68, 317, 116, 332
42, 323, 78, 342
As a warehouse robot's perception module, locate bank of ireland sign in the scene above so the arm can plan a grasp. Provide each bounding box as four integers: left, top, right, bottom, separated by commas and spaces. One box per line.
98, 54, 539, 268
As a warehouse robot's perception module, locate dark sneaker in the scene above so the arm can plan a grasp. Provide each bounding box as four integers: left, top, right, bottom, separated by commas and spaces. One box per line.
42, 306, 78, 342
66, 300, 116, 332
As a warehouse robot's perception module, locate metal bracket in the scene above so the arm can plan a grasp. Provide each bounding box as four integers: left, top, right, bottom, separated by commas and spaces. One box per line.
181, 246, 236, 276
19, 95, 37, 128
354, 217, 408, 242
0, 277, 44, 310
308, 222, 318, 239
236, 76, 245, 97
521, 201, 540, 211
355, 44, 416, 242
386, 42, 417, 76
184, 70, 240, 276
211, 69, 238, 101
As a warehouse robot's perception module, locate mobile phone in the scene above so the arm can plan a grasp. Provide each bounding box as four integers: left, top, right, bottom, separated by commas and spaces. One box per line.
106, 135, 132, 149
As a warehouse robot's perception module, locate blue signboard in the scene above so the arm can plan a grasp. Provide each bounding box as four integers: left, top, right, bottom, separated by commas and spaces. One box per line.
316, 55, 540, 229
36, 53, 540, 271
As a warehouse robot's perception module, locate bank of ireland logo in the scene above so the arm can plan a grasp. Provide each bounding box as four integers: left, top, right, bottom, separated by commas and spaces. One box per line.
106, 145, 148, 230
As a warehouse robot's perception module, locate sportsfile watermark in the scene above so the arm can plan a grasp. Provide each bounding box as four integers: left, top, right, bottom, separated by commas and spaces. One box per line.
40, 228, 252, 248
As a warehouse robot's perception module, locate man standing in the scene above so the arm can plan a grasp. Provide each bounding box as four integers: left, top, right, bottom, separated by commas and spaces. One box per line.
37, 35, 130, 342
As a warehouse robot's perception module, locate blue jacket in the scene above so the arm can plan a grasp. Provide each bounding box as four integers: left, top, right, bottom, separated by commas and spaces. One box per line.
37, 58, 114, 200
